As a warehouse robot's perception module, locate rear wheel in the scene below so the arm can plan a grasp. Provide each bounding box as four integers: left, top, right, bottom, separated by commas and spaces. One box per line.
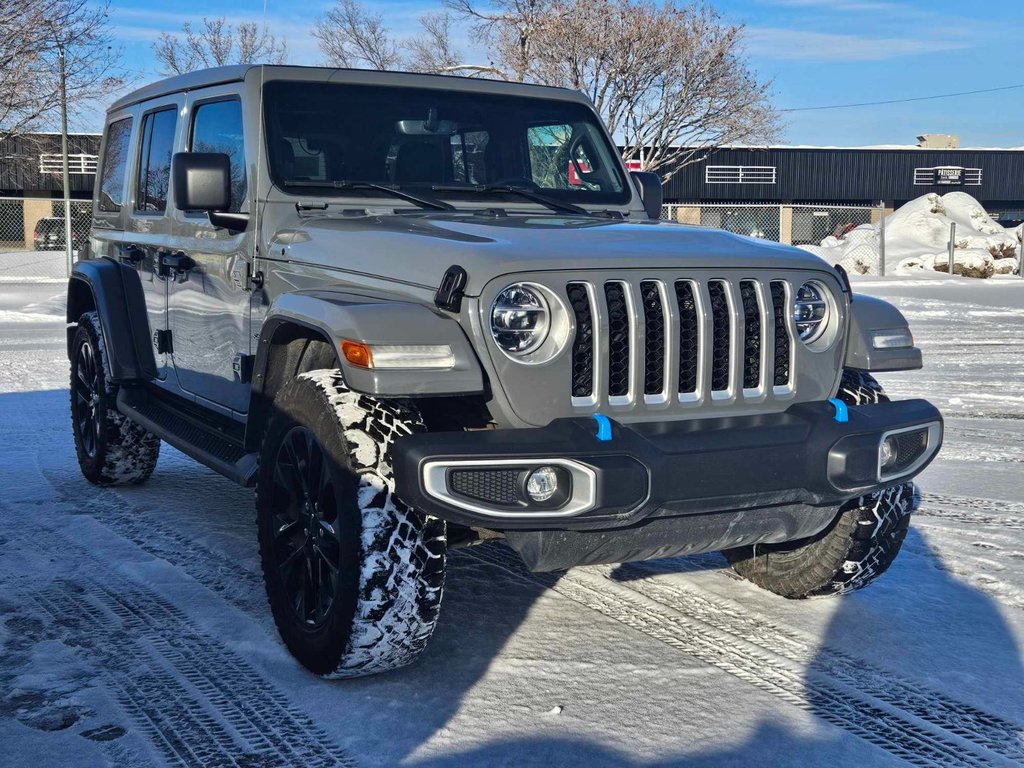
69, 312, 160, 485
725, 370, 916, 598
256, 370, 446, 677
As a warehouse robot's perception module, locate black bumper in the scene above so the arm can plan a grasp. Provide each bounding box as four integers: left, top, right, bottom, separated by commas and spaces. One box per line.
392, 399, 942, 570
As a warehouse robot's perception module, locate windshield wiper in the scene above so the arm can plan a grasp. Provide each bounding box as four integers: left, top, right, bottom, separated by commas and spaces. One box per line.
432, 184, 587, 215
284, 179, 454, 211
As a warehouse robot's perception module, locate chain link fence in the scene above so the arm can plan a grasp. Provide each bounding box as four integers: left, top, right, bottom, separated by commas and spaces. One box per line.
0, 197, 91, 283
662, 202, 888, 275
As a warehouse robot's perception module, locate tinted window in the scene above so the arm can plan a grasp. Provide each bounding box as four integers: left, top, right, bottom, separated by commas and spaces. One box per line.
191, 99, 246, 212
136, 108, 177, 213
263, 82, 628, 206
99, 117, 132, 212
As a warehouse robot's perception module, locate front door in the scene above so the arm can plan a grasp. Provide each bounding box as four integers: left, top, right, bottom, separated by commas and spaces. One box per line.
167, 92, 252, 414
125, 100, 183, 382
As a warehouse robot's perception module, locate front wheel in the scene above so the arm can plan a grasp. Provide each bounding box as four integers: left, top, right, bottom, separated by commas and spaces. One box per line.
256, 370, 446, 678
725, 370, 916, 598
69, 312, 160, 485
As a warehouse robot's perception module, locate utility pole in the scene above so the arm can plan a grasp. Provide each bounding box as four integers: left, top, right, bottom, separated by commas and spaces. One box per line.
58, 40, 74, 278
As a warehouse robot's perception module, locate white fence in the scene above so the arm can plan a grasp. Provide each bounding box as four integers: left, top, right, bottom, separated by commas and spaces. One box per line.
0, 196, 92, 282
661, 202, 888, 275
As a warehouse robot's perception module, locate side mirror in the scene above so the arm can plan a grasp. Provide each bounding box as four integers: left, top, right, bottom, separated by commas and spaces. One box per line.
172, 152, 230, 211
630, 171, 663, 220
172, 152, 249, 232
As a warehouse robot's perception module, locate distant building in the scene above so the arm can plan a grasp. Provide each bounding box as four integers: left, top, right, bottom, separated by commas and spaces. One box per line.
0, 132, 99, 250
659, 139, 1024, 224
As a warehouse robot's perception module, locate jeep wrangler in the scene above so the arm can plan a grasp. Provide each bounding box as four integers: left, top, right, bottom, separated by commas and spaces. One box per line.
67, 65, 942, 678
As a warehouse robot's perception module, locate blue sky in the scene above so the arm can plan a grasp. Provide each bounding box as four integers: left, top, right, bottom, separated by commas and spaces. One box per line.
104, 0, 1024, 147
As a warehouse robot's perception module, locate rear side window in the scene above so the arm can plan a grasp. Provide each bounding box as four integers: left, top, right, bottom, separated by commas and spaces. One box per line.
190, 99, 246, 212
136, 108, 178, 213
98, 117, 132, 212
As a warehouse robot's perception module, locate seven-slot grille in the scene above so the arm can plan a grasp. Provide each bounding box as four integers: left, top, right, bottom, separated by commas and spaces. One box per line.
568, 278, 793, 404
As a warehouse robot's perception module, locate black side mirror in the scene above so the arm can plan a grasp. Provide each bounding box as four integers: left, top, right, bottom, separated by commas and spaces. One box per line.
630, 171, 663, 220
172, 152, 248, 233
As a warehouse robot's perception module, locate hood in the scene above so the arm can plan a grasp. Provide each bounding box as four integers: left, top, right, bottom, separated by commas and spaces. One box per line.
277, 211, 835, 295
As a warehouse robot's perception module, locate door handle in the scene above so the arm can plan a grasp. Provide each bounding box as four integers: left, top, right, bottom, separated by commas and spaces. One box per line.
160, 251, 195, 272
158, 251, 196, 279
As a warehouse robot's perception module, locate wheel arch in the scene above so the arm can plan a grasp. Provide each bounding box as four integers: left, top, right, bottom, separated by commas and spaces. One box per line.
67, 260, 156, 382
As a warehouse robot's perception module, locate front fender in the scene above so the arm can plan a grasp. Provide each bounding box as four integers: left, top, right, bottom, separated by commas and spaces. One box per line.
255, 291, 485, 397
844, 294, 922, 372
67, 258, 156, 382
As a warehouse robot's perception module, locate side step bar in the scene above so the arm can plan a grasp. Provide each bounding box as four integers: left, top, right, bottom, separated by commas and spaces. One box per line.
117, 386, 258, 487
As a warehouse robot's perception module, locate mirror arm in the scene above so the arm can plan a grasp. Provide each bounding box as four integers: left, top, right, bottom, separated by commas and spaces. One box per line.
207, 210, 250, 233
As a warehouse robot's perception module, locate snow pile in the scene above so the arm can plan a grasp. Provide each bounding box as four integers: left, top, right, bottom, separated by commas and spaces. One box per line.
801, 192, 1022, 278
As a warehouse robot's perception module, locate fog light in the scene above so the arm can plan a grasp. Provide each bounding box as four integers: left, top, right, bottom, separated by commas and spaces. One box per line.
880, 436, 898, 469
525, 466, 559, 502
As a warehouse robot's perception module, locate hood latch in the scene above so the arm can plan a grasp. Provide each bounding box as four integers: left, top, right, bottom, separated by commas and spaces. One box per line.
435, 265, 468, 313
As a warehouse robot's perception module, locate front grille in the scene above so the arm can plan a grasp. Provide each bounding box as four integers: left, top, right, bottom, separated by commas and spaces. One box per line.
605, 282, 631, 398
567, 283, 594, 397
770, 281, 791, 387
676, 281, 699, 395
640, 281, 665, 395
708, 281, 731, 392
566, 276, 795, 407
740, 281, 761, 389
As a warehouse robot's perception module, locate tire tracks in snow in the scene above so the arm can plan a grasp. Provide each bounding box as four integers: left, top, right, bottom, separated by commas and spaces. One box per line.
460, 544, 1024, 768
917, 494, 1024, 531
5, 507, 356, 768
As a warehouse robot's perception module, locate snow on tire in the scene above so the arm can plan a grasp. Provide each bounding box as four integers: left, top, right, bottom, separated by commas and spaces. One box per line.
726, 370, 917, 598
70, 311, 160, 485
256, 369, 446, 678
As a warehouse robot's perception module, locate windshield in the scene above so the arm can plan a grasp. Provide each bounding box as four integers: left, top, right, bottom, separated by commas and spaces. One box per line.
263, 81, 630, 207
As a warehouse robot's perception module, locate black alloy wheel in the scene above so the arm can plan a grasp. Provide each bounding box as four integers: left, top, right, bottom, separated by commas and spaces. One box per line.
270, 426, 346, 629
73, 337, 102, 459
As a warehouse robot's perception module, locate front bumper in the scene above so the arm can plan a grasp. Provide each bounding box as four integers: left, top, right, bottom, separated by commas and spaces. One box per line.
392, 399, 942, 570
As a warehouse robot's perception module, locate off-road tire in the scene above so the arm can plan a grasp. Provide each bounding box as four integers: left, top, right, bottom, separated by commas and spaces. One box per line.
70, 311, 160, 485
256, 370, 446, 678
725, 370, 916, 598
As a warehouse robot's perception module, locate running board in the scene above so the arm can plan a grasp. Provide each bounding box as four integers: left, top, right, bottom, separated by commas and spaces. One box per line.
117, 386, 258, 487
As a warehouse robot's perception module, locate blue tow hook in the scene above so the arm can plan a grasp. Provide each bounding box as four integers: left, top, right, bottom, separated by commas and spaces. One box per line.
592, 413, 613, 441
827, 398, 849, 423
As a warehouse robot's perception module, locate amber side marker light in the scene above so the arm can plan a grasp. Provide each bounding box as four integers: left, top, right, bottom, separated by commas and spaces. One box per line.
341, 339, 373, 368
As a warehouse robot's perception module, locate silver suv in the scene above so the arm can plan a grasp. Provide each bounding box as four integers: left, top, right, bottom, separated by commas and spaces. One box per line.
67, 65, 942, 678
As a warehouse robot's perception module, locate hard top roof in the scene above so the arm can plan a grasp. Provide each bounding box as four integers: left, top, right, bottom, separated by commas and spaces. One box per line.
108, 65, 586, 114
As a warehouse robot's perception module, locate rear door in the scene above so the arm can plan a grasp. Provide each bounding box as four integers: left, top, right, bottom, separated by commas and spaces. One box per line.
125, 98, 183, 382
167, 88, 253, 413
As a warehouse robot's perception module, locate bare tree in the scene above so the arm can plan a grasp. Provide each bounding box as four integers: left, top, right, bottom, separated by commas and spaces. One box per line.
153, 17, 288, 75
445, 0, 558, 82
407, 12, 463, 74
448, 0, 780, 179
313, 0, 403, 70
0, 0, 125, 140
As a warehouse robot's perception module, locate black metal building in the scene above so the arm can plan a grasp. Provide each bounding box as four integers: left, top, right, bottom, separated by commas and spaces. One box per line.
661, 145, 1024, 215
0, 132, 100, 198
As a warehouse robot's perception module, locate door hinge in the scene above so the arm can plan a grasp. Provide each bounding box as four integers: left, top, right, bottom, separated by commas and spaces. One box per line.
154, 329, 173, 354
233, 353, 255, 383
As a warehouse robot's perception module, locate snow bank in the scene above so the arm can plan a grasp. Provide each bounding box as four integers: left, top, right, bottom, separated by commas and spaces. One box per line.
800, 192, 1022, 278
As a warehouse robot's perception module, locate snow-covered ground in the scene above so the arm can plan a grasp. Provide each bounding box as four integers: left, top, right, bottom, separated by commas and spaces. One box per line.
1, 278, 1023, 767
802, 192, 1022, 278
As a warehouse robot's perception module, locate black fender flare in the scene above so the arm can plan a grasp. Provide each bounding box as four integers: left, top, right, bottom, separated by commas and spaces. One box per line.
67, 258, 156, 382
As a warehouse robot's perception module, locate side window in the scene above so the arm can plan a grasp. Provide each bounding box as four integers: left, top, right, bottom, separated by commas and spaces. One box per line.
135, 108, 178, 213
190, 99, 247, 212
527, 124, 572, 189
98, 117, 133, 212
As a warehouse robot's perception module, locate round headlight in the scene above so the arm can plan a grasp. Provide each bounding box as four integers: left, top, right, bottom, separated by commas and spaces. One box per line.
491, 284, 549, 355
793, 281, 830, 344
